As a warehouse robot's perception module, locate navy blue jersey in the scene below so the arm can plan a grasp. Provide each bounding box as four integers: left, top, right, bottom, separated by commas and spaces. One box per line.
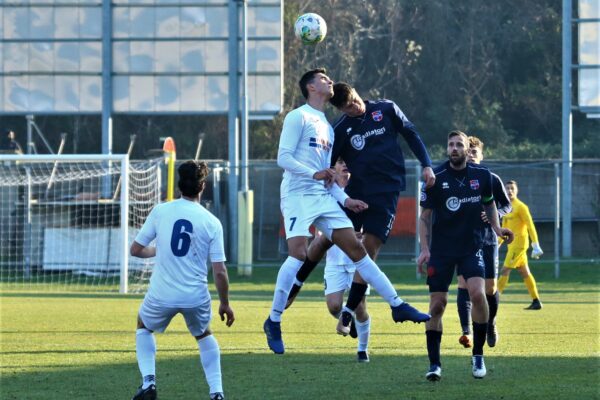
480, 171, 511, 246
420, 161, 494, 256
331, 100, 431, 198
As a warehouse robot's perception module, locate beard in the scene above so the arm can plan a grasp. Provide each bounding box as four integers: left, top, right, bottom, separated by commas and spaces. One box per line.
449, 153, 467, 167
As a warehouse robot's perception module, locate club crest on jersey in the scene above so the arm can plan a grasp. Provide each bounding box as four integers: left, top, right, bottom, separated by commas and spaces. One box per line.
350, 134, 365, 150
470, 180, 480, 190
446, 196, 460, 211
371, 110, 383, 122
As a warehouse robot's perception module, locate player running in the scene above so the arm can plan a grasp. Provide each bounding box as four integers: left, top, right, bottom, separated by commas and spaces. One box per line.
283, 82, 436, 336
455, 136, 511, 349
130, 161, 235, 400
263, 69, 430, 355
498, 180, 544, 309
417, 131, 513, 380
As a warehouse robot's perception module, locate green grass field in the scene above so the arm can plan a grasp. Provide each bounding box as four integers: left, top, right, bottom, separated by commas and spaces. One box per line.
1, 261, 599, 400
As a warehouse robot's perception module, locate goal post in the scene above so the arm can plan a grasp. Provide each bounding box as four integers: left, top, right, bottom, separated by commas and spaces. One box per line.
0, 154, 160, 293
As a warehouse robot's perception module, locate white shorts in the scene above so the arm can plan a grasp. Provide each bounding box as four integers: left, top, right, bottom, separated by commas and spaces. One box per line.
139, 297, 212, 337
281, 194, 353, 240
324, 263, 371, 296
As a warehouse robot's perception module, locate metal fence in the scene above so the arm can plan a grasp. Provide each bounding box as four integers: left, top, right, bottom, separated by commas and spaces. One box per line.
198, 159, 600, 263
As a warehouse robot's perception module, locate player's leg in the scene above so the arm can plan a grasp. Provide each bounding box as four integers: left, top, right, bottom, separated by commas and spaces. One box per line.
354, 297, 371, 363
132, 301, 177, 400
265, 196, 314, 354
518, 264, 542, 310
456, 274, 472, 348
485, 245, 500, 347
184, 301, 224, 400
498, 246, 520, 293
461, 251, 489, 379
424, 254, 453, 381
286, 234, 333, 309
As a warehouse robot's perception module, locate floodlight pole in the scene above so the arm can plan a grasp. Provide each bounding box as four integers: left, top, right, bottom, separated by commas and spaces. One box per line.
228, 0, 240, 264
561, 0, 573, 257
102, 0, 114, 199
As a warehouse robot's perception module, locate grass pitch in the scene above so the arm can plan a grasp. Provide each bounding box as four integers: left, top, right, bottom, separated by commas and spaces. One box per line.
1, 261, 599, 399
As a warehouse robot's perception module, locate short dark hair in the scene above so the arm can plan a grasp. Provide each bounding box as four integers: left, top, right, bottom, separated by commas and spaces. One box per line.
506, 180, 518, 188
330, 82, 354, 109
178, 160, 210, 197
299, 68, 326, 99
448, 130, 468, 143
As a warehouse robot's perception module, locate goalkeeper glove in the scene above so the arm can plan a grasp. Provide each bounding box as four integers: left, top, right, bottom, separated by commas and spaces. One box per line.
531, 242, 543, 259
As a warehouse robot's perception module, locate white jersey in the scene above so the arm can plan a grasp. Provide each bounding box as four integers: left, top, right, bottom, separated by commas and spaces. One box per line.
135, 198, 226, 308
278, 104, 334, 197
326, 244, 353, 267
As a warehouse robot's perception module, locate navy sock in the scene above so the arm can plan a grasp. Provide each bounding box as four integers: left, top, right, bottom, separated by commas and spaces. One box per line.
426, 330, 442, 367
487, 291, 499, 326
472, 322, 487, 356
296, 257, 319, 283
345, 282, 368, 311
457, 288, 472, 334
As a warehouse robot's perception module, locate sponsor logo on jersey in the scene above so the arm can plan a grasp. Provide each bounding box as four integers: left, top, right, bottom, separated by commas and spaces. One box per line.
371, 110, 383, 121
350, 134, 365, 150
470, 179, 480, 190
309, 137, 331, 151
442, 182, 449, 189
445, 195, 481, 211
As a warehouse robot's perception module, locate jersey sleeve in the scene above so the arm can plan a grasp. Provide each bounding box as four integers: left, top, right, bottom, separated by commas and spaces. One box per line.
481, 170, 494, 205
135, 207, 157, 246
276, 111, 318, 178
521, 203, 540, 244
492, 174, 512, 217
208, 220, 227, 263
392, 102, 432, 168
419, 181, 437, 209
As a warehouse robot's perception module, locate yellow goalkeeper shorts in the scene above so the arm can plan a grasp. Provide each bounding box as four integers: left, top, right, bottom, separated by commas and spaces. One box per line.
503, 246, 528, 269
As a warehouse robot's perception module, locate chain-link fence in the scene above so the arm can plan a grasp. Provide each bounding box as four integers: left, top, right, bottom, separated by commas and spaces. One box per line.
200, 159, 599, 263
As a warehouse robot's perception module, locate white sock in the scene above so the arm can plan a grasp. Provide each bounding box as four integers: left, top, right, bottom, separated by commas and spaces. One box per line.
136, 328, 156, 388
355, 317, 371, 352
270, 257, 303, 322
198, 335, 223, 395
354, 255, 403, 307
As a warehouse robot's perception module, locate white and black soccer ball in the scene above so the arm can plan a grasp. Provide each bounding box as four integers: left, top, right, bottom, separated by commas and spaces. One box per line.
294, 13, 327, 45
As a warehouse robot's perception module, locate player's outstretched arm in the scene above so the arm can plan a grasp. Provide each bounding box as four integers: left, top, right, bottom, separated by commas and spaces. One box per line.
130, 241, 156, 258
422, 166, 436, 189
212, 261, 235, 327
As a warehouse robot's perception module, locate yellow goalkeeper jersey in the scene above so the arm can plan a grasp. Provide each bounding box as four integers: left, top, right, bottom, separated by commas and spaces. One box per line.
501, 197, 539, 249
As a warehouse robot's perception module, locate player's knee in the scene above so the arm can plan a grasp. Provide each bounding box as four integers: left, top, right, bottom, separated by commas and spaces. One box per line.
327, 303, 342, 317
429, 299, 447, 317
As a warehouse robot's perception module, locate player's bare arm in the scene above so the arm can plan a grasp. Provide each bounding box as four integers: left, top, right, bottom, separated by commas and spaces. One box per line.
130, 241, 156, 258
422, 166, 436, 189
313, 168, 336, 186
483, 202, 514, 244
344, 198, 368, 213
416, 208, 433, 273
212, 261, 235, 327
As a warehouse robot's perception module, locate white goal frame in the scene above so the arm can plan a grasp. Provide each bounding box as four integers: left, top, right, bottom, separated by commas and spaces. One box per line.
0, 154, 131, 293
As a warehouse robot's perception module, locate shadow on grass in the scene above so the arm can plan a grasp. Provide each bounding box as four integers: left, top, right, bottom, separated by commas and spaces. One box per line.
2, 353, 598, 400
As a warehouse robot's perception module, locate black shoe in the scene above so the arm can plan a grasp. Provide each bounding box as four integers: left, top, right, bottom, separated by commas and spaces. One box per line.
210, 393, 225, 400
336, 311, 353, 336
132, 384, 157, 400
525, 299, 542, 310
285, 283, 302, 309
357, 351, 370, 363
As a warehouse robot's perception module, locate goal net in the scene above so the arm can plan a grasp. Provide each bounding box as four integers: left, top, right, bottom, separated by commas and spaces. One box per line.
0, 154, 161, 293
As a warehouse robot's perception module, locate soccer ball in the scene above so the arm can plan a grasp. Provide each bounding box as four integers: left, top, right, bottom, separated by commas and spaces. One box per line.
294, 13, 327, 45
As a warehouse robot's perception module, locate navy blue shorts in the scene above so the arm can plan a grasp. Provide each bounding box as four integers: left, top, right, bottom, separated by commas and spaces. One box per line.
482, 244, 499, 279
344, 192, 398, 244
426, 250, 485, 293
